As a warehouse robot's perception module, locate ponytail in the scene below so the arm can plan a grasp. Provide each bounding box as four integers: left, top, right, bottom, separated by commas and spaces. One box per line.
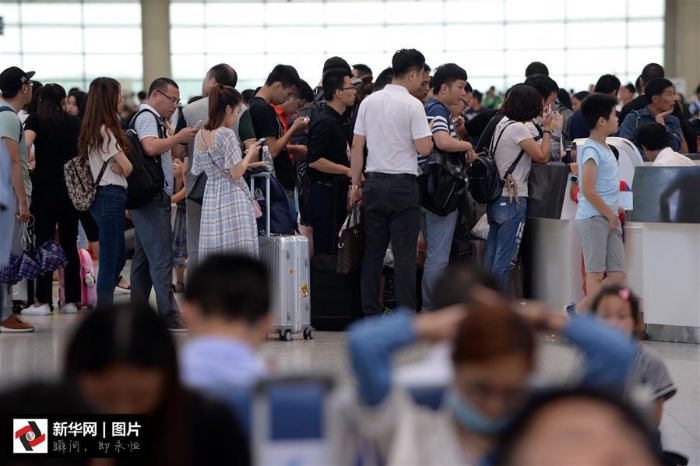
204, 84, 242, 131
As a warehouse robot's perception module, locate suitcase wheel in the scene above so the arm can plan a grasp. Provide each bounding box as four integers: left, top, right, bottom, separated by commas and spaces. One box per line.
279, 330, 292, 342
303, 328, 314, 340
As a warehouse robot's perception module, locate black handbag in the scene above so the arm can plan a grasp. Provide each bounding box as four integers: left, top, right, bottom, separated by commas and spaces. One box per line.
418, 149, 467, 216
336, 203, 364, 274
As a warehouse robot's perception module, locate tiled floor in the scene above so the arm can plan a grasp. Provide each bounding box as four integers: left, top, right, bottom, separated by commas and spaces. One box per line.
1, 293, 699, 464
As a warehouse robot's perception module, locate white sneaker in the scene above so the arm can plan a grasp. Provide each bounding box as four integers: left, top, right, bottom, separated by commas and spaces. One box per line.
22, 303, 52, 316
62, 303, 78, 314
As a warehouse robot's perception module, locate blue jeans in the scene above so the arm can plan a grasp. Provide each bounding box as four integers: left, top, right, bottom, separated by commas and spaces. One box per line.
130, 192, 179, 320
484, 197, 527, 293
90, 185, 126, 308
421, 208, 458, 311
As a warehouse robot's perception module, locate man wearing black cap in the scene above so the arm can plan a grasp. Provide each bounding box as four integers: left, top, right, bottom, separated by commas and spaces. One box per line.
0, 66, 35, 333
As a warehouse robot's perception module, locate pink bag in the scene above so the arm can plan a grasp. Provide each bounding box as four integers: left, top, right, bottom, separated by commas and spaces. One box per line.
59, 249, 97, 309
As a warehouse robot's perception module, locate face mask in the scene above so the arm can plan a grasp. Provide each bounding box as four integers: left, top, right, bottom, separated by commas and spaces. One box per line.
446, 390, 512, 436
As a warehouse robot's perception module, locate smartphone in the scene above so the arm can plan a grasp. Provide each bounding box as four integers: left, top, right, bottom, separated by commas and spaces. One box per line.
194, 120, 204, 129
255, 137, 266, 146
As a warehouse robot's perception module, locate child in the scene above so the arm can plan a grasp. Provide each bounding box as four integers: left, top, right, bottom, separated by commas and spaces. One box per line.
172, 158, 187, 292
573, 94, 626, 313
179, 254, 271, 393
590, 285, 676, 427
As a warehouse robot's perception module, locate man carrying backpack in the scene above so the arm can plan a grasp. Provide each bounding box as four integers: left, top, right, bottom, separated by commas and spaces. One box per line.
421, 64, 476, 311
129, 77, 198, 332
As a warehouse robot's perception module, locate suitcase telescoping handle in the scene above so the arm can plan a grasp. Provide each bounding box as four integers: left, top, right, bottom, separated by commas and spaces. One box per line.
250, 171, 271, 238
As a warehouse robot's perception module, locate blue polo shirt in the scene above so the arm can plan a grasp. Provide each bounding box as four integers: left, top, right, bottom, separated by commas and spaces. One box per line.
617, 106, 683, 152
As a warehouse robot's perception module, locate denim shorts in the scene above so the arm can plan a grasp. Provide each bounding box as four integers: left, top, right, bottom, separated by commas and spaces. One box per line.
574, 216, 626, 274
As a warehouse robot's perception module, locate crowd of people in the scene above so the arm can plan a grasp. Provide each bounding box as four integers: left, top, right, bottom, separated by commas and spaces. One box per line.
0, 47, 696, 464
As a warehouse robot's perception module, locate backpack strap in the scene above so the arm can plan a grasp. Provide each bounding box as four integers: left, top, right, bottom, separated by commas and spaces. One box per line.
489, 120, 517, 157
129, 108, 166, 139
93, 159, 110, 187
490, 120, 525, 177
0, 106, 24, 143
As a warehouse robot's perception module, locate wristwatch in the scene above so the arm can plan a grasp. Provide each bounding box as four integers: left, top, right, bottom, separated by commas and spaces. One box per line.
570, 176, 578, 183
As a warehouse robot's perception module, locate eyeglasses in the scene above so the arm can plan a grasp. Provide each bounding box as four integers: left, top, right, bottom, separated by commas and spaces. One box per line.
341, 86, 356, 91
156, 89, 180, 105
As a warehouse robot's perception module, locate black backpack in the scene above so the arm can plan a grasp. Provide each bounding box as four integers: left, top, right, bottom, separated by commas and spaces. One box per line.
468, 120, 525, 205
125, 109, 165, 209
418, 101, 468, 216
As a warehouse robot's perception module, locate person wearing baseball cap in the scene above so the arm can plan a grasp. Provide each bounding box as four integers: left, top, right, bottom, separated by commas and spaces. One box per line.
0, 66, 36, 333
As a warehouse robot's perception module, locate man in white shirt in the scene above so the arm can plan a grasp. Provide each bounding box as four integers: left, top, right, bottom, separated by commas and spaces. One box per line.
638, 122, 695, 167
350, 48, 433, 315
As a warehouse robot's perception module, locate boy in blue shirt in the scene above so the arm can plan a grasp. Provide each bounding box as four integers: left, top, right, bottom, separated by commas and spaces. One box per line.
574, 94, 627, 313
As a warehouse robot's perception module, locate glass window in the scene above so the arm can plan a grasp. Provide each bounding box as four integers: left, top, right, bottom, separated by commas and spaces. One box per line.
205, 3, 265, 26
386, 2, 444, 24
84, 27, 142, 54
566, 0, 626, 20
1, 3, 21, 23
445, 25, 504, 51
461, 50, 506, 77
566, 21, 627, 49
266, 26, 325, 54
505, 23, 566, 51
171, 27, 206, 55
172, 54, 208, 81
205, 27, 267, 54
324, 3, 386, 25
627, 48, 664, 76
84, 54, 142, 80
446, 1, 503, 23
83, 3, 141, 26
264, 2, 319, 26
0, 25, 22, 53
22, 27, 83, 53
20, 3, 82, 25
627, 20, 664, 47
566, 48, 628, 76
385, 25, 444, 53
505, 0, 564, 22
21, 54, 83, 79
326, 26, 384, 54
170, 3, 205, 26
628, 0, 665, 19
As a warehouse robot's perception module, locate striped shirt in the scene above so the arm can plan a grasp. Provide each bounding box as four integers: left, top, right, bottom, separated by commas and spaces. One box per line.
134, 104, 172, 197
425, 98, 457, 137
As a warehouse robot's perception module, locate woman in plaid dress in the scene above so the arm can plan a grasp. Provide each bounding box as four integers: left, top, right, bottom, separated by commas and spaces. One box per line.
192, 85, 260, 259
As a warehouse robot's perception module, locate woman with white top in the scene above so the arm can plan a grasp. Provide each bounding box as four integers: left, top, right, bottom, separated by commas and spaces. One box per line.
77, 77, 133, 307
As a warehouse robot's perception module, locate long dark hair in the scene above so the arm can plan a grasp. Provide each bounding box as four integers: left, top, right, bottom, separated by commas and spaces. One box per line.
69, 90, 87, 120
36, 83, 73, 140
205, 84, 242, 131
64, 303, 190, 466
78, 77, 130, 159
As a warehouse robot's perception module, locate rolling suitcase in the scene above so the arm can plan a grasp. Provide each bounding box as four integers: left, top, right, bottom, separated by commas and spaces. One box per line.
252, 172, 313, 341
58, 249, 97, 309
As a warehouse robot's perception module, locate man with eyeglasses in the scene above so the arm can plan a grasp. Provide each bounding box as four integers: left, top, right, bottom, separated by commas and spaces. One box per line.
306, 68, 357, 256
130, 77, 198, 332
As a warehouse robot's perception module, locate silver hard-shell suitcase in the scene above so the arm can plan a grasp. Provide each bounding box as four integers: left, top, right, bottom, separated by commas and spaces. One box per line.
251, 172, 313, 341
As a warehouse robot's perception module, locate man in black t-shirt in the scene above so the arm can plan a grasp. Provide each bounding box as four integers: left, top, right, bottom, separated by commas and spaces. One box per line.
306, 68, 356, 255
248, 64, 306, 196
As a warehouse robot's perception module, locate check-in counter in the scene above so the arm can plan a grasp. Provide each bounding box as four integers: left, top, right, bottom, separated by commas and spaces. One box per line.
523, 138, 645, 327
625, 167, 700, 344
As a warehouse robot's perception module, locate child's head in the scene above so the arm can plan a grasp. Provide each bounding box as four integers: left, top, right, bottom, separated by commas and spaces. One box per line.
580, 93, 619, 133
590, 285, 641, 337
183, 254, 271, 343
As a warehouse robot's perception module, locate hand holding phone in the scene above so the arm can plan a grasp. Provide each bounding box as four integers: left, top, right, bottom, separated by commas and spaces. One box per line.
194, 120, 204, 130
255, 137, 266, 146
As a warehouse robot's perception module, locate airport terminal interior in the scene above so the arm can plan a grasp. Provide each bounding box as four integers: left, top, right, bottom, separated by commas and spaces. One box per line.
1, 0, 700, 465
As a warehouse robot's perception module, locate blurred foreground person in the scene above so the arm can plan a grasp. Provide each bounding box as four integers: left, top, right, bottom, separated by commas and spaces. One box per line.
493, 389, 661, 466
64, 303, 250, 466
348, 263, 635, 465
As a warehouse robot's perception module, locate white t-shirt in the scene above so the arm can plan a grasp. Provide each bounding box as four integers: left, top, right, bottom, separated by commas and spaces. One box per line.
653, 147, 696, 167
354, 84, 432, 176
89, 126, 127, 188
493, 117, 535, 197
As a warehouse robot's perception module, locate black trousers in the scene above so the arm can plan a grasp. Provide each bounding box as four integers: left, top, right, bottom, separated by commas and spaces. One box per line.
360, 175, 420, 315
307, 183, 348, 256
31, 186, 80, 305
